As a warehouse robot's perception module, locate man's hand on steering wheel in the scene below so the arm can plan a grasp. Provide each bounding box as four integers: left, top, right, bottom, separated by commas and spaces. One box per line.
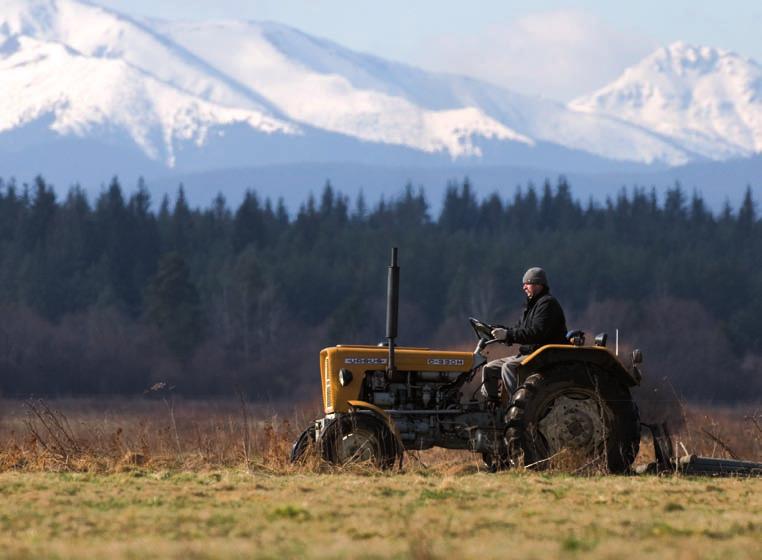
491, 327, 512, 343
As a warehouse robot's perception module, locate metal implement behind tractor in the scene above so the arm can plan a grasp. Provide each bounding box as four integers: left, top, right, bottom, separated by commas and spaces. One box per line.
292, 248, 643, 472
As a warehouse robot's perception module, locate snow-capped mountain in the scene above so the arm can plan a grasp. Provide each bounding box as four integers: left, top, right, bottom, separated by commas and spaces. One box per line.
0, 34, 297, 165
152, 18, 533, 159
0, 0, 298, 168
0, 0, 530, 166
0, 0, 695, 175
152, 18, 689, 165
1, 0, 761, 196
571, 42, 762, 160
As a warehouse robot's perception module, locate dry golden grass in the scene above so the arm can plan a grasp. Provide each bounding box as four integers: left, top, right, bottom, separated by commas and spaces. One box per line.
0, 398, 761, 559
1, 397, 760, 474
0, 397, 320, 474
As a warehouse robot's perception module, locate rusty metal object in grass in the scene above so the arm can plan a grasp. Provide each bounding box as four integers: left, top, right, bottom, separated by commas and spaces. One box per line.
699, 427, 740, 460
640, 422, 762, 477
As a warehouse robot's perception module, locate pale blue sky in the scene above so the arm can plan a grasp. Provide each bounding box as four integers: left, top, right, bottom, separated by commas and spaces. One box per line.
93, 0, 762, 100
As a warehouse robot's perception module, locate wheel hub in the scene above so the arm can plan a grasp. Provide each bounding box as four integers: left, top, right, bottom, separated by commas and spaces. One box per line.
538, 394, 606, 455
336, 429, 378, 463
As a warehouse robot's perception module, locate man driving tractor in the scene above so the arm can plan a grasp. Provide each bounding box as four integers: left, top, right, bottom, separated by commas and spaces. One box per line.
292, 252, 643, 473
482, 267, 568, 403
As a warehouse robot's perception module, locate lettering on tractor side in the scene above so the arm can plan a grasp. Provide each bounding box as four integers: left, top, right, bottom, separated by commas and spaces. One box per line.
344, 358, 387, 365
427, 358, 465, 366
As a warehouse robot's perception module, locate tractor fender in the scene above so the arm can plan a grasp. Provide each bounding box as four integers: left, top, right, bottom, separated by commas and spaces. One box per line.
346, 400, 405, 449
518, 345, 640, 387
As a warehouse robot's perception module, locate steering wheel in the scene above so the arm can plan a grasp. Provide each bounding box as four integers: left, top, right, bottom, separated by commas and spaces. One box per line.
469, 317, 495, 341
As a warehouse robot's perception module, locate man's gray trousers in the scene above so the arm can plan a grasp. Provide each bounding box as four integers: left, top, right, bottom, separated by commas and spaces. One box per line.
481, 355, 523, 401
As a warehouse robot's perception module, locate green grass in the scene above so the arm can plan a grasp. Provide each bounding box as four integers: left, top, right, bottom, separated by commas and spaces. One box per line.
0, 471, 760, 559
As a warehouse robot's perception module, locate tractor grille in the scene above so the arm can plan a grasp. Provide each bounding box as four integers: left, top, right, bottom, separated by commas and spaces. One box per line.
324, 356, 332, 409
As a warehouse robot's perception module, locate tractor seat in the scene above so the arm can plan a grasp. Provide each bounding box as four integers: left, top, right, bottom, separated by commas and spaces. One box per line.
566, 330, 585, 346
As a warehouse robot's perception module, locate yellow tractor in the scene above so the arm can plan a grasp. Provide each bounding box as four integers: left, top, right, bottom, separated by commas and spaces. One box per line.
291, 249, 642, 472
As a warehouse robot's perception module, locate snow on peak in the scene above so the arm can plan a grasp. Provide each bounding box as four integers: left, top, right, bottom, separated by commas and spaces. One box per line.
0, 0, 55, 40
663, 41, 721, 64
0, 1, 748, 167
0, 0, 300, 166
0, 0, 535, 161
150, 18, 535, 158
0, 33, 297, 167
570, 42, 762, 159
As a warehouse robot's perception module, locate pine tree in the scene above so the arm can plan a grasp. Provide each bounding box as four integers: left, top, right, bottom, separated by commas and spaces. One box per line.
319, 181, 335, 217
24, 176, 57, 250
440, 178, 478, 231
232, 190, 263, 252
736, 186, 756, 235
353, 190, 367, 222
394, 184, 429, 228
171, 185, 193, 254
128, 180, 160, 307
145, 252, 204, 361
93, 176, 138, 309
664, 183, 687, 224
275, 198, 289, 227
539, 179, 554, 229
478, 192, 503, 231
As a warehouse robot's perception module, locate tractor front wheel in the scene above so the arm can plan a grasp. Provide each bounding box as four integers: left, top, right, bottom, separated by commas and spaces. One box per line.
290, 423, 318, 464
320, 413, 402, 469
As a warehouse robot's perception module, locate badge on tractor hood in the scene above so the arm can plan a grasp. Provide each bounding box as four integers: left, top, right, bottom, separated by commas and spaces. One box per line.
427, 358, 465, 366
344, 357, 388, 365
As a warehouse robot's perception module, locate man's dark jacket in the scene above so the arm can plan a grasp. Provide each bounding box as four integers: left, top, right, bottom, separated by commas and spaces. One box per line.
507, 288, 568, 355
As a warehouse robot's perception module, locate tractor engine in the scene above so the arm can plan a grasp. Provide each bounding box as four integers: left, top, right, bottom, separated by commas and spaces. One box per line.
355, 367, 498, 451
363, 369, 465, 410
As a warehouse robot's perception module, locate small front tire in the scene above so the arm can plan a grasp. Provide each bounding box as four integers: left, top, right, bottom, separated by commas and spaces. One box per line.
290, 423, 318, 464
320, 413, 402, 469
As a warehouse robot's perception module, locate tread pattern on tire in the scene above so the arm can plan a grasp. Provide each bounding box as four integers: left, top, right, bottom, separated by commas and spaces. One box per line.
505, 364, 640, 473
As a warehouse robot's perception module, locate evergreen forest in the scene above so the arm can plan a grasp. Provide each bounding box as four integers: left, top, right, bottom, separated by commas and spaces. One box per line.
0, 175, 760, 403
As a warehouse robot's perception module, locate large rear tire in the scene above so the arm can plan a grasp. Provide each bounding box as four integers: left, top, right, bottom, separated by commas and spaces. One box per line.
320, 413, 402, 469
505, 364, 640, 473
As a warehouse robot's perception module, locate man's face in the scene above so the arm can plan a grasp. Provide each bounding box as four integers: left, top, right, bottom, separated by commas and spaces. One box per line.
522, 282, 544, 298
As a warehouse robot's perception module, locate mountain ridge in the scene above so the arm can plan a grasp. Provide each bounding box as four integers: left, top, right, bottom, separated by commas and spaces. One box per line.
0, 0, 761, 204
0, 0, 700, 170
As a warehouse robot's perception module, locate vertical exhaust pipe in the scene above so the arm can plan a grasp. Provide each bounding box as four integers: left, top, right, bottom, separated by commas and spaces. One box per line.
386, 247, 399, 375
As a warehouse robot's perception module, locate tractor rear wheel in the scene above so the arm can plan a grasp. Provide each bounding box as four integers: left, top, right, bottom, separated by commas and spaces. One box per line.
320, 413, 401, 469
505, 364, 640, 473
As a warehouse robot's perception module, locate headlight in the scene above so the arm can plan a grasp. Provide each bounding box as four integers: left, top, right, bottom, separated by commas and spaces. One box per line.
338, 368, 353, 387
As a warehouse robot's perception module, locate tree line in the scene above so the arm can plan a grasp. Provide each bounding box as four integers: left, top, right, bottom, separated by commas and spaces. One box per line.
0, 175, 759, 402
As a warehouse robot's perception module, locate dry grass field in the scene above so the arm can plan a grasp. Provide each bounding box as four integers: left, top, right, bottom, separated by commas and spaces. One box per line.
0, 398, 760, 559
1, 469, 761, 559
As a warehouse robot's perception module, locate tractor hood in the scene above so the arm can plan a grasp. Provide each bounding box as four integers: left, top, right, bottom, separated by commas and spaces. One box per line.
319, 345, 477, 413
324, 345, 477, 371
